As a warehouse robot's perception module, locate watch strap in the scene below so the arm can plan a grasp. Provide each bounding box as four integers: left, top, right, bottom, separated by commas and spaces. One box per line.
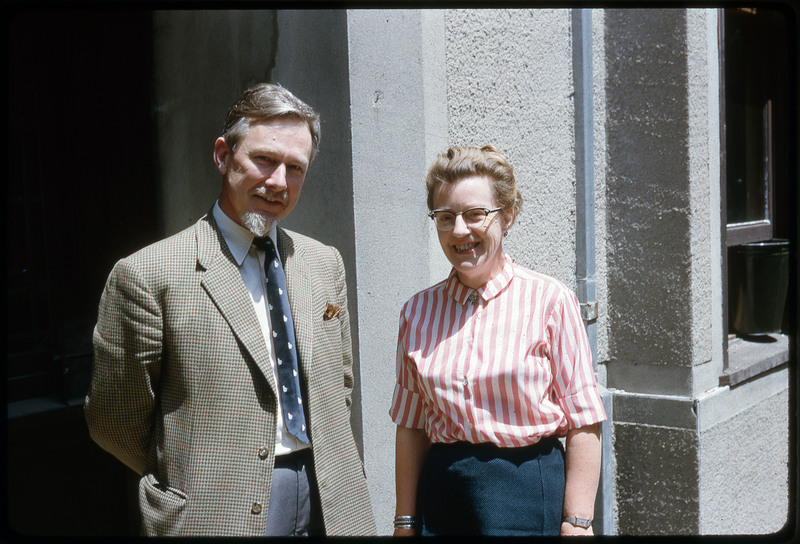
562, 516, 592, 528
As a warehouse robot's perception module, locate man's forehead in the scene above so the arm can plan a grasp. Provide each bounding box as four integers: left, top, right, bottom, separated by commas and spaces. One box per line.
249, 116, 310, 134
240, 120, 312, 157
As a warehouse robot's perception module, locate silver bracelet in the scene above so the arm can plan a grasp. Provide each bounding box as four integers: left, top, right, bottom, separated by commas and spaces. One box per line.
394, 515, 416, 529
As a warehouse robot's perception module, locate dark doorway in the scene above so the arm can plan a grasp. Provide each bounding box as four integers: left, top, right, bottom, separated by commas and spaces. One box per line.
6, 8, 160, 536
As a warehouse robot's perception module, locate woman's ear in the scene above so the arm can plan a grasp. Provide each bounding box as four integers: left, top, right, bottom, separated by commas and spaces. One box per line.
501, 208, 516, 232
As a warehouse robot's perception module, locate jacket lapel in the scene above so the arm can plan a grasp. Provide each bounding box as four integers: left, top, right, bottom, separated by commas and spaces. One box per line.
277, 228, 314, 375
196, 214, 278, 395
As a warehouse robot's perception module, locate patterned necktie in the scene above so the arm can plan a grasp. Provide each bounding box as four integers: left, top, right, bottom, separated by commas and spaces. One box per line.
254, 237, 309, 444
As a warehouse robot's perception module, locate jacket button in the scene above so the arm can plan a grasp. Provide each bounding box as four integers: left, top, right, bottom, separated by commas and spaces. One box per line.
251, 502, 263, 515
258, 446, 269, 460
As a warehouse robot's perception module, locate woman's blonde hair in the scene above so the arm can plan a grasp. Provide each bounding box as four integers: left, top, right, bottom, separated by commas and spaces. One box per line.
425, 145, 523, 225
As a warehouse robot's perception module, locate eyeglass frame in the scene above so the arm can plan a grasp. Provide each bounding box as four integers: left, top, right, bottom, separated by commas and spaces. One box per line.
427, 205, 506, 231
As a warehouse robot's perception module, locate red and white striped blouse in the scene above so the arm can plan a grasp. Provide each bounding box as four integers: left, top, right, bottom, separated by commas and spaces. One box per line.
390, 255, 606, 447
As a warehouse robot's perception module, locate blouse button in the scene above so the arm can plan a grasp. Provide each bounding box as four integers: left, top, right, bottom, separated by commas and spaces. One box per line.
258, 446, 269, 460
251, 502, 263, 515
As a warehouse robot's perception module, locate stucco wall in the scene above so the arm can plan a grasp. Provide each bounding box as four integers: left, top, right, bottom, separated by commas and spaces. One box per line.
603, 9, 713, 398
698, 370, 790, 534
616, 422, 700, 534
153, 11, 278, 235
593, 10, 610, 369
446, 9, 578, 288
686, 9, 722, 393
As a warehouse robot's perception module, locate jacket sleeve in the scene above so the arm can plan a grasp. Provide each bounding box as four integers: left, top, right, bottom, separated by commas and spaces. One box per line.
84, 257, 163, 475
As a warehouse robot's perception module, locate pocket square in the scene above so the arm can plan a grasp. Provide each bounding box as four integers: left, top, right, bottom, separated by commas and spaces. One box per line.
323, 303, 341, 321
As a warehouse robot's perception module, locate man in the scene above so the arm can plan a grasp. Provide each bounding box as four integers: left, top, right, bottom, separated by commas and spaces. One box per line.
85, 83, 376, 537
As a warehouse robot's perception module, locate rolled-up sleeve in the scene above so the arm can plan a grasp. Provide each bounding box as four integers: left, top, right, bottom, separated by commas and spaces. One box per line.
389, 311, 426, 429
548, 289, 607, 431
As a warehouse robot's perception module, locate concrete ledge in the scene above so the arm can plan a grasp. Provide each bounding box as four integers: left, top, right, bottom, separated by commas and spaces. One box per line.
698, 364, 789, 431
721, 334, 789, 387
607, 361, 693, 396
613, 391, 696, 429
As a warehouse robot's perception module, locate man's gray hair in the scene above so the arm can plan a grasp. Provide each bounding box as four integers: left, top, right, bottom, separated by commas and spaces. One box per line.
223, 83, 321, 161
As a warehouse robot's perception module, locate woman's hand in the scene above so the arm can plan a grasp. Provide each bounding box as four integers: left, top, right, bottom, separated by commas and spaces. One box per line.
393, 527, 416, 537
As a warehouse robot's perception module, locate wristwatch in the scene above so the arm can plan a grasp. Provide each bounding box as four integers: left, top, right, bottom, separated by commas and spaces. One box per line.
562, 516, 592, 528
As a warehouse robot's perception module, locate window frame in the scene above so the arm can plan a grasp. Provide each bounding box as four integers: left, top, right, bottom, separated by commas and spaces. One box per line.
725, 97, 775, 247
718, 7, 791, 380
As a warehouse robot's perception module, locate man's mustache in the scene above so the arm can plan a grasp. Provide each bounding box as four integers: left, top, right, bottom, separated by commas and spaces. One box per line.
254, 187, 289, 206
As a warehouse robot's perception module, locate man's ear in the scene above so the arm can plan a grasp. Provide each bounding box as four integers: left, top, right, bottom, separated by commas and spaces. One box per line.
213, 137, 230, 174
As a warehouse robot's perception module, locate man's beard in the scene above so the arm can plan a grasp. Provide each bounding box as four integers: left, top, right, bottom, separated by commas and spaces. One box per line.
241, 211, 277, 238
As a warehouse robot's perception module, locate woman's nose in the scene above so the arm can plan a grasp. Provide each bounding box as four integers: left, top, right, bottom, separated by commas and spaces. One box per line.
451, 213, 471, 235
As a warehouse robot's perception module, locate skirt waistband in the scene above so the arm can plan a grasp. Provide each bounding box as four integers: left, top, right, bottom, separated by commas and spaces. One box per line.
431, 435, 561, 454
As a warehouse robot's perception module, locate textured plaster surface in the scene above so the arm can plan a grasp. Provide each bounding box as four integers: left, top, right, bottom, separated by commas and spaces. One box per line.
685, 10, 717, 385
445, 9, 578, 288
699, 386, 789, 534
153, 11, 277, 235
274, 11, 357, 254
604, 10, 695, 373
616, 423, 700, 534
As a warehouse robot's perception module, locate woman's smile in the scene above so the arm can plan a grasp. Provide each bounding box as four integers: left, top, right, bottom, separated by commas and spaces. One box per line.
454, 242, 479, 254
433, 175, 510, 289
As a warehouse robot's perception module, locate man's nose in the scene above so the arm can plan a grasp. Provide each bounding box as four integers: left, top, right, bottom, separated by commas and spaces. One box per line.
265, 163, 288, 189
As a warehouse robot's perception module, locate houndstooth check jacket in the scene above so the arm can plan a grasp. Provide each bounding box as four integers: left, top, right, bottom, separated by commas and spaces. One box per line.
85, 210, 376, 536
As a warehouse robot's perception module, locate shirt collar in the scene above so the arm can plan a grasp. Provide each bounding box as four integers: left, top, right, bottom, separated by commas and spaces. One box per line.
445, 254, 515, 306
212, 201, 277, 266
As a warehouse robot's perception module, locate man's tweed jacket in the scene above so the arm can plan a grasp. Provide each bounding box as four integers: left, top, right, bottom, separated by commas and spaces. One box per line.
85, 211, 376, 536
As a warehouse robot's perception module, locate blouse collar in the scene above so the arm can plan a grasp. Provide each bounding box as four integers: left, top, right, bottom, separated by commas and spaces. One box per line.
445, 254, 515, 306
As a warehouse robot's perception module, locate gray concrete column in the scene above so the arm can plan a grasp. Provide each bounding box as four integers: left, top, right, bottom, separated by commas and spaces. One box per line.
270, 10, 364, 451
346, 9, 449, 533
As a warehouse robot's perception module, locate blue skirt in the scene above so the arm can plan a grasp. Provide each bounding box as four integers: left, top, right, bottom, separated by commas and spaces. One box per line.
417, 436, 565, 536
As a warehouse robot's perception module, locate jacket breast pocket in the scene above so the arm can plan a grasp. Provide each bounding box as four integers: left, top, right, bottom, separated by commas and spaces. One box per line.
139, 473, 188, 535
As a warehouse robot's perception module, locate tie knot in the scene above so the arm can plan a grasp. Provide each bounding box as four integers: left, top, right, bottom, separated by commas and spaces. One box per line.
253, 236, 274, 253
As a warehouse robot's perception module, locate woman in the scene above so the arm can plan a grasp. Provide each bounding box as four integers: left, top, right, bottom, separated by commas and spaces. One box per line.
390, 145, 606, 536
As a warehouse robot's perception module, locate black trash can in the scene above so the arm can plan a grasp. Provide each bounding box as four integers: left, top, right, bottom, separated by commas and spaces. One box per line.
728, 239, 790, 336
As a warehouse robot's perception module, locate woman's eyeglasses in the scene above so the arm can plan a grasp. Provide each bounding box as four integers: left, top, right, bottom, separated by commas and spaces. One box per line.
428, 206, 504, 231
